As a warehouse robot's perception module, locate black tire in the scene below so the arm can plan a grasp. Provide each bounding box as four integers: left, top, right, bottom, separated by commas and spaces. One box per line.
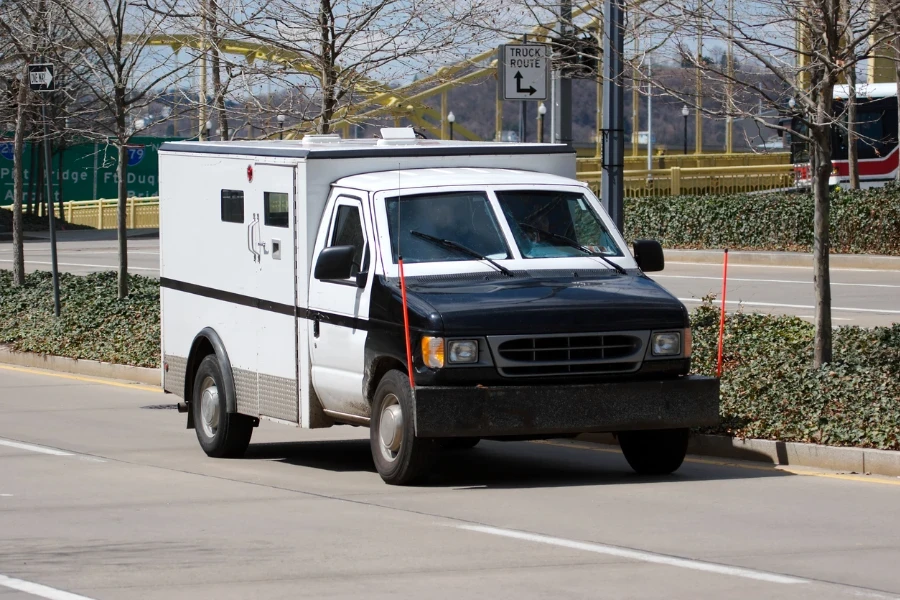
618, 428, 690, 475
192, 355, 254, 458
437, 437, 480, 450
370, 370, 436, 485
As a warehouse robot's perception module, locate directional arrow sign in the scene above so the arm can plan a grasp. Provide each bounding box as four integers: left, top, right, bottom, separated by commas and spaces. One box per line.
28, 64, 55, 92
499, 44, 548, 101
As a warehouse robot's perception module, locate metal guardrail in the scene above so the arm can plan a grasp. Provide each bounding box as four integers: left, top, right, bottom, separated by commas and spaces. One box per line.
36, 197, 160, 230
578, 165, 796, 197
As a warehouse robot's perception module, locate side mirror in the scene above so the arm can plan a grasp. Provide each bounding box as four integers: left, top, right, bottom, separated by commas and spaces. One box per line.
314, 245, 356, 280
632, 239, 664, 272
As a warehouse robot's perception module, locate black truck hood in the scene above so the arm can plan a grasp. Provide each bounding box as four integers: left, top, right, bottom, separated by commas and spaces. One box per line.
372, 272, 688, 335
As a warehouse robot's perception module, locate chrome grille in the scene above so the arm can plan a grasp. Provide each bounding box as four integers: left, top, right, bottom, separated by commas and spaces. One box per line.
488, 331, 647, 377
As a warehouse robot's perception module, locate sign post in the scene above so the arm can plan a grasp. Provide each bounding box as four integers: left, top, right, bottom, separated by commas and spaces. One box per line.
29, 63, 60, 317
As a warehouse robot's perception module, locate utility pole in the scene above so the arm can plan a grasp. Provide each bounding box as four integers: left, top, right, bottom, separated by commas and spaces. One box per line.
602, 0, 625, 231
551, 0, 573, 145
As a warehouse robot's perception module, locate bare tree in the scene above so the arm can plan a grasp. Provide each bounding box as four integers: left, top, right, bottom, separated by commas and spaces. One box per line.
202, 0, 511, 134
52, 0, 194, 298
0, 0, 56, 287
623, 0, 899, 367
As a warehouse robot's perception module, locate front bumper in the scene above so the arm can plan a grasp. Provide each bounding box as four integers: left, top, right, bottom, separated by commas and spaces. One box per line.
413, 375, 720, 437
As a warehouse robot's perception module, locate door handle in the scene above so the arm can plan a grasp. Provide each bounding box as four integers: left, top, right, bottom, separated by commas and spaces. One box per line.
313, 313, 320, 338
249, 214, 260, 262
253, 214, 262, 262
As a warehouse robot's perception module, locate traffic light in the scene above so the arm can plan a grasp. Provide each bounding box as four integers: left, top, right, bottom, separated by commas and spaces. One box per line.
550, 32, 600, 78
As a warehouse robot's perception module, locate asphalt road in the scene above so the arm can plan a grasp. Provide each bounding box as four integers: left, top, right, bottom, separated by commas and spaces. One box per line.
1, 365, 899, 600
1, 236, 898, 326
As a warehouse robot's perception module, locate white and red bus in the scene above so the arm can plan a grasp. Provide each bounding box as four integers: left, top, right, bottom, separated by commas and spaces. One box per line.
791, 83, 899, 188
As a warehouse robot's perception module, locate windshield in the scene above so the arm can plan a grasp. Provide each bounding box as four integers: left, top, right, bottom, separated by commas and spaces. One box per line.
494, 190, 623, 258
385, 192, 510, 264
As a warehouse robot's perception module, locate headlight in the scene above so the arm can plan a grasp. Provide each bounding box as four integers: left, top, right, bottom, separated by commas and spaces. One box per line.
448, 340, 478, 363
651, 332, 681, 356
421, 336, 445, 368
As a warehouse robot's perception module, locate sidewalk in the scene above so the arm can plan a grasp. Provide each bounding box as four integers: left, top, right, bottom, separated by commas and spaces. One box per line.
664, 248, 900, 271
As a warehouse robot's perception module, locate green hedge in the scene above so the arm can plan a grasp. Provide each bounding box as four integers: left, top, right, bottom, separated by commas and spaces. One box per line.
0, 271, 160, 368
625, 185, 900, 255
691, 301, 900, 450
1, 270, 897, 450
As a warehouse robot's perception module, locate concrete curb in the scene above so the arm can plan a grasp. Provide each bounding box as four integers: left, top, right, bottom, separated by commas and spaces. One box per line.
577, 432, 900, 477
0, 345, 160, 386
664, 249, 900, 271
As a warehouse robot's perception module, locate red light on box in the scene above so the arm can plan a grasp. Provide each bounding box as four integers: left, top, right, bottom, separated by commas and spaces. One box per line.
247, 165, 253, 182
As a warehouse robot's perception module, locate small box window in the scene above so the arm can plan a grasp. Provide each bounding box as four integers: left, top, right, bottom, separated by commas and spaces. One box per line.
265, 192, 289, 228
221, 190, 244, 223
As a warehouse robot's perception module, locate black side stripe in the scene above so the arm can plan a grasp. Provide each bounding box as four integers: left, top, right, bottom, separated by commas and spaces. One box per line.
161, 277, 297, 317
160, 277, 379, 331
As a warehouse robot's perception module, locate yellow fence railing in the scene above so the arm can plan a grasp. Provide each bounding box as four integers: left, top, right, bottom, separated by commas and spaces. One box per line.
30, 162, 794, 228
577, 152, 791, 173
36, 197, 160, 230
578, 165, 797, 198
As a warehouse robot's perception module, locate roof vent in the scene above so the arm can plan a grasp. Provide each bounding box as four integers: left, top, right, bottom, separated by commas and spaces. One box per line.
301, 133, 342, 146
377, 127, 418, 146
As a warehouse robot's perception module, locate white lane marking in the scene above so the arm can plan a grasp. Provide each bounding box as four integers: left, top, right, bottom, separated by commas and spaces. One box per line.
458, 525, 808, 585
0, 259, 158, 272
666, 261, 898, 273
0, 574, 97, 600
796, 315, 852, 321
0, 493, 12, 497
0, 438, 74, 456
678, 298, 900, 315
656, 275, 900, 289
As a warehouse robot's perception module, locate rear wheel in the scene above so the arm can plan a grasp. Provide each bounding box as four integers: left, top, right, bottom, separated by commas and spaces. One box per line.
192, 355, 254, 458
618, 428, 689, 475
370, 370, 436, 485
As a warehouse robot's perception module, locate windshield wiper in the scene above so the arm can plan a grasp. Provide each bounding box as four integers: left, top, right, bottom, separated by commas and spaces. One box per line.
518, 222, 627, 275
409, 230, 514, 277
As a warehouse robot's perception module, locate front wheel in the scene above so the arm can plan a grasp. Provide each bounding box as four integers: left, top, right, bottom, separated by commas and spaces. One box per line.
192, 355, 254, 458
617, 428, 689, 475
370, 370, 436, 485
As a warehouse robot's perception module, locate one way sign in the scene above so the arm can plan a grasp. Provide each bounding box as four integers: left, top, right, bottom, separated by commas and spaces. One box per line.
499, 44, 548, 101
28, 64, 55, 92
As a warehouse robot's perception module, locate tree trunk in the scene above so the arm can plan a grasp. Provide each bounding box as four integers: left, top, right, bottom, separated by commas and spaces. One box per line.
847, 64, 859, 189
896, 35, 900, 183
318, 0, 336, 135
11, 75, 28, 286
811, 124, 833, 367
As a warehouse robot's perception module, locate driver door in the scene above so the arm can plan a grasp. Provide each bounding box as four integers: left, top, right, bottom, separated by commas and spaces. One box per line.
307, 193, 374, 418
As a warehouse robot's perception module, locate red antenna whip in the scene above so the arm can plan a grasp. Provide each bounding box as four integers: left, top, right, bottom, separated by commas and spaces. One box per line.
397, 169, 415, 391
716, 249, 729, 378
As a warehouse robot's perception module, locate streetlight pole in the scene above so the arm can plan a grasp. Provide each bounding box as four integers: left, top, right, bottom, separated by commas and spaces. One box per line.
682, 105, 689, 155
447, 111, 455, 140
277, 114, 285, 140
538, 103, 546, 143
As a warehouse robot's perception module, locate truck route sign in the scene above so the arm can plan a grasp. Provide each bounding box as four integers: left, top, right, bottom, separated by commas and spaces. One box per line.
498, 44, 549, 101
